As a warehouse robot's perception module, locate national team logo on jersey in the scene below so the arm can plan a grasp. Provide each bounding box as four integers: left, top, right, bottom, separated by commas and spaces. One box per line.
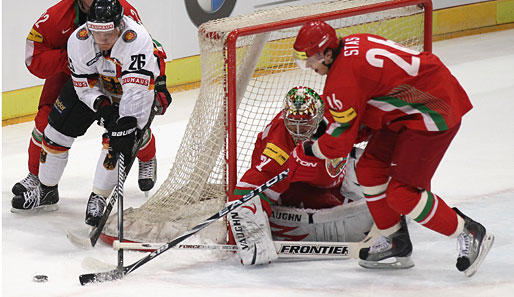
123, 30, 137, 43
76, 28, 89, 40
325, 157, 347, 178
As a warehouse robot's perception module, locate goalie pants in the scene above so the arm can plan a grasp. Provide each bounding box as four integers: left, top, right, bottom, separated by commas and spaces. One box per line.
356, 124, 464, 238
27, 76, 156, 176
38, 79, 156, 193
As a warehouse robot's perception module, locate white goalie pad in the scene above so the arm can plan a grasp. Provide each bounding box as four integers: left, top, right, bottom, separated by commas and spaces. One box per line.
340, 146, 365, 201
270, 199, 373, 242
228, 197, 278, 265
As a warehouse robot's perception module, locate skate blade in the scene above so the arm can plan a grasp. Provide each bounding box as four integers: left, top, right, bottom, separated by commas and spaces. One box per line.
10, 204, 58, 214
359, 256, 415, 269
464, 233, 495, 277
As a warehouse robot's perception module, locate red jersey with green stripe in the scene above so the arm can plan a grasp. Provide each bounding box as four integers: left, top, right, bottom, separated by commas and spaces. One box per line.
233, 112, 346, 209
313, 34, 472, 160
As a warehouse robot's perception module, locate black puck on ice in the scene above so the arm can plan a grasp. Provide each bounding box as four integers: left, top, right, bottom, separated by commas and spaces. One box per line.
33, 275, 48, 282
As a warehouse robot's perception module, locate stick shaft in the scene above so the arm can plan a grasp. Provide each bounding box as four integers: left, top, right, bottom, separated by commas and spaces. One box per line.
79, 169, 289, 285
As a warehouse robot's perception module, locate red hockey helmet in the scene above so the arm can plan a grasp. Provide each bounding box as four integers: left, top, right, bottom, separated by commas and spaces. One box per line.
293, 20, 339, 70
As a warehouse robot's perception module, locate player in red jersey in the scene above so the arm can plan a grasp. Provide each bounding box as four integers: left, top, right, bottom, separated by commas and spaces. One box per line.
290, 20, 494, 276
228, 86, 374, 265
13, 0, 159, 198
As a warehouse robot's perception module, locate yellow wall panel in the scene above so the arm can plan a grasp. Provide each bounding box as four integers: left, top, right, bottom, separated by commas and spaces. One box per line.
435, 2, 496, 35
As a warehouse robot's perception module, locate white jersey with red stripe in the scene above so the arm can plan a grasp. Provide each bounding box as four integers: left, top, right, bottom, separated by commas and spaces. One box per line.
67, 16, 160, 129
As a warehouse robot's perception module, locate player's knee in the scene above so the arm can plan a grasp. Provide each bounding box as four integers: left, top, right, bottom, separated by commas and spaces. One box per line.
355, 152, 389, 186
43, 125, 75, 149
385, 178, 420, 214
34, 105, 51, 131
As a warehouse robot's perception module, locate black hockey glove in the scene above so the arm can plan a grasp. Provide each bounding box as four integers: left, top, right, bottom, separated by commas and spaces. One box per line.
108, 116, 138, 158
155, 75, 172, 115
94, 95, 118, 128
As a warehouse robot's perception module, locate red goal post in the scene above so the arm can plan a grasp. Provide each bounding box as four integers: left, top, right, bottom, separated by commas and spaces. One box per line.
101, 0, 433, 246
224, 0, 433, 198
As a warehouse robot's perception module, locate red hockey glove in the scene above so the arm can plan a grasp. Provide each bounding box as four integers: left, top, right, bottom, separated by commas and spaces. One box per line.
287, 141, 321, 183
154, 75, 172, 115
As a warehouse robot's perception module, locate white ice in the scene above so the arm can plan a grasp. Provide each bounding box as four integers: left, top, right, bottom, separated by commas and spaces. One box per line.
2, 29, 514, 297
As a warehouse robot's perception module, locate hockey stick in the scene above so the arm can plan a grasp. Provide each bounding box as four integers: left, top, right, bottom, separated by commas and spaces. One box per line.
112, 225, 378, 260
66, 105, 158, 249
116, 153, 127, 271
78, 169, 289, 285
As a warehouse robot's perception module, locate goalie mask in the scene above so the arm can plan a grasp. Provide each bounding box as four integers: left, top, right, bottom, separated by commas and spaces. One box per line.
283, 86, 323, 144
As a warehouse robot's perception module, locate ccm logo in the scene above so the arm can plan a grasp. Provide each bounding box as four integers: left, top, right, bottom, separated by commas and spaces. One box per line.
111, 127, 136, 137
293, 149, 317, 168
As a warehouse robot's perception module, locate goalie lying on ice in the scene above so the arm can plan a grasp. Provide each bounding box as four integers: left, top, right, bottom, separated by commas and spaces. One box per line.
228, 86, 373, 265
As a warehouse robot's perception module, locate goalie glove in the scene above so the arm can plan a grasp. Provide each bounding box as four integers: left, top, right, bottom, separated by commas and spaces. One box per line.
228, 197, 278, 266
287, 141, 321, 183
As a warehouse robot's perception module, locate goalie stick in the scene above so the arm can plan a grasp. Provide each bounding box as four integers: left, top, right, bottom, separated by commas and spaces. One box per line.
66, 104, 158, 249
78, 169, 289, 285
112, 224, 378, 260
83, 229, 379, 272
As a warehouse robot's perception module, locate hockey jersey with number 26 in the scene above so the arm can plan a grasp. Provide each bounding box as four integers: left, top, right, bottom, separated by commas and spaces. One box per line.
67, 15, 164, 129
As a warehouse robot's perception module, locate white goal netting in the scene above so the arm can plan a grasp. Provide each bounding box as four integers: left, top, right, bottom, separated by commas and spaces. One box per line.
103, 0, 430, 243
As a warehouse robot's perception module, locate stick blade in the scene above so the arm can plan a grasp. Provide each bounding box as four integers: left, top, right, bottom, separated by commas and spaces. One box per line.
79, 269, 123, 285
65, 230, 94, 249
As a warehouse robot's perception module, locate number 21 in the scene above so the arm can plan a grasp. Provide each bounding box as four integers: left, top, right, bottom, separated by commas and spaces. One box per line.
365, 36, 420, 76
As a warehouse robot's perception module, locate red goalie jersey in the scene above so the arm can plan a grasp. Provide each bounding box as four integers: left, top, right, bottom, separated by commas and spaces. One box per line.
311, 34, 472, 161
232, 112, 347, 215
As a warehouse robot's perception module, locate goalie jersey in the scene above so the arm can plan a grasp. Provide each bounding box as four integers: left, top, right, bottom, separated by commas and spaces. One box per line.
67, 15, 166, 129
232, 112, 348, 214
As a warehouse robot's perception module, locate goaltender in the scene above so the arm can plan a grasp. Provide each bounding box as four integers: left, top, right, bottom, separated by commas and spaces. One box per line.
228, 86, 374, 265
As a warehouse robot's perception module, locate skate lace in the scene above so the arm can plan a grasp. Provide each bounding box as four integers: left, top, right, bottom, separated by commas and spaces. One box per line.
457, 231, 471, 258
87, 195, 107, 217
22, 186, 41, 209
138, 158, 155, 179
20, 173, 40, 189
369, 235, 392, 253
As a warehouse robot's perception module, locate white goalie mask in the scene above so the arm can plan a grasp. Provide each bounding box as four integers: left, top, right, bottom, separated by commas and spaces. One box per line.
282, 86, 324, 144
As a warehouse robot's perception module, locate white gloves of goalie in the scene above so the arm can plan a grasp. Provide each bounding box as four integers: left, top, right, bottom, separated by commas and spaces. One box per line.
228, 197, 278, 265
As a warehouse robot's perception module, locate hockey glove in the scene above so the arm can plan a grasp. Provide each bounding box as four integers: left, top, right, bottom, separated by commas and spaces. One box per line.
287, 141, 321, 183
94, 95, 118, 128
155, 75, 172, 115
108, 116, 138, 158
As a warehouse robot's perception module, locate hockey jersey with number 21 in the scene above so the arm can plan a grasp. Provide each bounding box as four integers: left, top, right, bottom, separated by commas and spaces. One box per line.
313, 33, 473, 161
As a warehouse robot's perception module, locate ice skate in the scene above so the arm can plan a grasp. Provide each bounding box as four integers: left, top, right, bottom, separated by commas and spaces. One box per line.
12, 172, 40, 196
359, 216, 414, 269
11, 184, 59, 213
85, 192, 107, 227
138, 156, 156, 194
453, 208, 494, 277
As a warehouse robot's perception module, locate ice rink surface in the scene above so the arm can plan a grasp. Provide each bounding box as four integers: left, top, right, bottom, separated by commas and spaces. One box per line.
2, 29, 514, 297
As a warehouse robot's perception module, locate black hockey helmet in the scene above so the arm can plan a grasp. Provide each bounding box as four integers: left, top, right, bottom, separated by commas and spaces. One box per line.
87, 0, 124, 31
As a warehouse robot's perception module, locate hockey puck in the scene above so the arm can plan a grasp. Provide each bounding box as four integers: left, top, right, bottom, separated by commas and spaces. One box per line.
33, 275, 48, 282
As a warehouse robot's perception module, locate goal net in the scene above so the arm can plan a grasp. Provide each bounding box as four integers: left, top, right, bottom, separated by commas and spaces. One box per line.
102, 0, 432, 244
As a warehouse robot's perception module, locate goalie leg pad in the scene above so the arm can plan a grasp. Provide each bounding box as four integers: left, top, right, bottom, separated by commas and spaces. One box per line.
270, 199, 374, 242
228, 197, 278, 266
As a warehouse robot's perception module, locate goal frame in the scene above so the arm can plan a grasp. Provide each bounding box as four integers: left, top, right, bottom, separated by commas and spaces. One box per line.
224, 0, 433, 201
